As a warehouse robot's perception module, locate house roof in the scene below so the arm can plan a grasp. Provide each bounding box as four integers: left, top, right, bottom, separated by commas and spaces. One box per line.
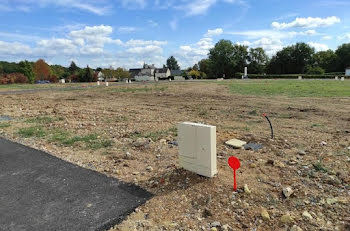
155, 68, 169, 73
170, 70, 183, 76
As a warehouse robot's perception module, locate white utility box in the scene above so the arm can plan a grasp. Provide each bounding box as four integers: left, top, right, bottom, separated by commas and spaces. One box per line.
177, 122, 217, 177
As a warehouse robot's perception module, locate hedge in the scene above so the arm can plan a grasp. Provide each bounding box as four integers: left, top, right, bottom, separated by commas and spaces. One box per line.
233, 73, 348, 79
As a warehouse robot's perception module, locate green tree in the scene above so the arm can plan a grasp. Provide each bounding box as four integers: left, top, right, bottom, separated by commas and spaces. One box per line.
335, 43, 350, 71
312, 50, 338, 73
198, 59, 210, 77
166, 56, 180, 70
267, 42, 314, 74
188, 69, 200, 79
208, 40, 248, 78
192, 64, 199, 71
80, 66, 93, 82
19, 60, 35, 83
115, 67, 130, 80
50, 65, 67, 79
248, 47, 269, 74
68, 61, 79, 75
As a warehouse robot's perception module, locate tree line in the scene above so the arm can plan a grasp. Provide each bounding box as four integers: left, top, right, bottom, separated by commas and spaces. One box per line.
0, 59, 129, 84
184, 40, 350, 79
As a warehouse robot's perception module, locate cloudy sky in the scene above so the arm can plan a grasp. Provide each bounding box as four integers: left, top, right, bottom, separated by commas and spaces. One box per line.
0, 0, 349, 69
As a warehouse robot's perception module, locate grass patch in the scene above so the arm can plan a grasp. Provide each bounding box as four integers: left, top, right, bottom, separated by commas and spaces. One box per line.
311, 123, 324, 128
0, 122, 11, 128
226, 80, 350, 97
18, 127, 46, 138
26, 116, 55, 124
313, 160, 328, 173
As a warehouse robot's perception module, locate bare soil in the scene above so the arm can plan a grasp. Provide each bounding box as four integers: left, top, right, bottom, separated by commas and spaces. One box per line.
0, 82, 349, 231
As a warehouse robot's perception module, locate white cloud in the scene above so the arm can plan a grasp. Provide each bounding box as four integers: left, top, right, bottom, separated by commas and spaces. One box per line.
322, 35, 332, 40
337, 33, 350, 40
117, 26, 137, 33
0, 0, 110, 15
205, 28, 223, 37
307, 42, 329, 52
252, 37, 284, 56
126, 45, 163, 54
125, 39, 167, 47
0, 41, 32, 56
272, 16, 340, 30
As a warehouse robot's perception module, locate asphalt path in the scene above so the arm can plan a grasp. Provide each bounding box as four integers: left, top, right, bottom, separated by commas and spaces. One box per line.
0, 138, 152, 231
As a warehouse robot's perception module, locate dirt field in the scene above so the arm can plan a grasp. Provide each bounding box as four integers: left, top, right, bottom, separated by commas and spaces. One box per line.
0, 81, 349, 231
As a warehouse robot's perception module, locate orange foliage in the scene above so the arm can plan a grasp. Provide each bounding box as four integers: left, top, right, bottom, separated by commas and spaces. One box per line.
0, 73, 28, 84
33, 59, 50, 81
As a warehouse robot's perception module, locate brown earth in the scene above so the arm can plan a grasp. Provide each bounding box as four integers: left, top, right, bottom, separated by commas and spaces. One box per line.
0, 82, 349, 231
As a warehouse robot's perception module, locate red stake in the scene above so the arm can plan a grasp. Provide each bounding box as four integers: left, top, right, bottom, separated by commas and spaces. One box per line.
228, 156, 241, 191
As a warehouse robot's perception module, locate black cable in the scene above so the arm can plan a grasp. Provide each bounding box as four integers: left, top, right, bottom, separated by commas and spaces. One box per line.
263, 113, 274, 139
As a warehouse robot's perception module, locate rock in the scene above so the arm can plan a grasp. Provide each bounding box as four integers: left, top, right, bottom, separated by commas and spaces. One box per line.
290, 225, 303, 231
321, 141, 327, 146
124, 152, 132, 159
326, 198, 338, 205
282, 187, 294, 198
211, 228, 218, 231
261, 208, 270, 221
132, 172, 140, 175
302, 211, 313, 220
297, 150, 306, 155
159, 139, 167, 145
146, 166, 153, 172
211, 221, 221, 227
133, 138, 149, 147
274, 161, 285, 168
280, 214, 294, 224
222, 224, 231, 231
225, 139, 247, 149
244, 184, 251, 194
249, 163, 257, 168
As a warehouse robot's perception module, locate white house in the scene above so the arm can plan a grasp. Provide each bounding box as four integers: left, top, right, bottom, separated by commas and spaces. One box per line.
155, 68, 171, 80
97, 72, 105, 81
345, 67, 350, 76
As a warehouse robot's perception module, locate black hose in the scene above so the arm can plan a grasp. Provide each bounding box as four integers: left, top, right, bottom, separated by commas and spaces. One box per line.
263, 114, 274, 139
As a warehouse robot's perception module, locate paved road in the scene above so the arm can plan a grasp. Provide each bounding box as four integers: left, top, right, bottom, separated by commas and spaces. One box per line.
0, 138, 152, 231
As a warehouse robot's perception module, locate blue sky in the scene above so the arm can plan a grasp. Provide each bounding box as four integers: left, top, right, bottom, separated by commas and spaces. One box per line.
0, 0, 349, 69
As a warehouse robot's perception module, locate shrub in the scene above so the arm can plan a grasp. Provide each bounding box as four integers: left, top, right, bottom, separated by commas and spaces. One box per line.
306, 66, 325, 75
0, 73, 28, 84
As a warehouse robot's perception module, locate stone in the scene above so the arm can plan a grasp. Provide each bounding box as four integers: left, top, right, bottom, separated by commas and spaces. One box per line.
244, 184, 251, 194
321, 141, 327, 146
178, 122, 217, 178
280, 214, 294, 224
132, 172, 140, 175
261, 208, 270, 221
302, 211, 313, 220
211, 221, 221, 227
125, 152, 132, 159
133, 138, 149, 147
159, 139, 167, 145
326, 198, 338, 205
244, 142, 263, 151
274, 161, 285, 168
297, 150, 306, 155
291, 225, 303, 231
225, 139, 247, 149
146, 166, 153, 172
202, 208, 212, 218
282, 187, 294, 198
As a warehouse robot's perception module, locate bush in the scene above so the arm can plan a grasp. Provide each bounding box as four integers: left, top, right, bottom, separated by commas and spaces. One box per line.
306, 66, 325, 75
49, 75, 58, 83
0, 73, 28, 84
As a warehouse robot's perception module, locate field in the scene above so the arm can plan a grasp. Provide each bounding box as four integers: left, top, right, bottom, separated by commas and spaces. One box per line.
1, 80, 349, 231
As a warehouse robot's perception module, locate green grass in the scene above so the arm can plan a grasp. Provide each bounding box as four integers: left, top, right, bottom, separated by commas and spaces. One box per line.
313, 161, 328, 173
226, 80, 350, 97
18, 127, 46, 138
0, 122, 11, 128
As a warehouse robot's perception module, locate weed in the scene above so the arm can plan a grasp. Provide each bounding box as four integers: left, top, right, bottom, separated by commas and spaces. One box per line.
26, 116, 55, 124
313, 160, 328, 172
248, 109, 257, 115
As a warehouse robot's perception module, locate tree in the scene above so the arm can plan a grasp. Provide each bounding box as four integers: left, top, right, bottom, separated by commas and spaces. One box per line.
68, 61, 79, 75
115, 67, 130, 80
188, 69, 200, 79
208, 40, 248, 78
267, 43, 314, 74
192, 64, 199, 71
80, 66, 93, 82
312, 50, 338, 73
248, 48, 269, 74
33, 59, 51, 81
166, 56, 180, 70
335, 43, 350, 71
198, 59, 210, 77
50, 65, 67, 79
19, 60, 35, 83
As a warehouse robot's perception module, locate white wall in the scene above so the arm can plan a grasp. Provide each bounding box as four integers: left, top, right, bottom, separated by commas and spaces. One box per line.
346, 68, 350, 76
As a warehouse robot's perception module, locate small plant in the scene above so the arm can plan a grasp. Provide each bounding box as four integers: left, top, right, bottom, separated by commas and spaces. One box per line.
311, 123, 323, 128
248, 109, 257, 115
0, 122, 11, 128
313, 160, 328, 173
26, 116, 55, 124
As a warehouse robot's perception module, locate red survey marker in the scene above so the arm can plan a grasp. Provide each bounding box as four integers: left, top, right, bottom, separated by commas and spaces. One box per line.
228, 156, 241, 191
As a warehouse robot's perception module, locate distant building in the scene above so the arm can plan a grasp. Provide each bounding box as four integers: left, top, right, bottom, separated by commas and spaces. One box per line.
170, 70, 185, 81
129, 63, 171, 81
346, 67, 350, 76
97, 72, 105, 81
